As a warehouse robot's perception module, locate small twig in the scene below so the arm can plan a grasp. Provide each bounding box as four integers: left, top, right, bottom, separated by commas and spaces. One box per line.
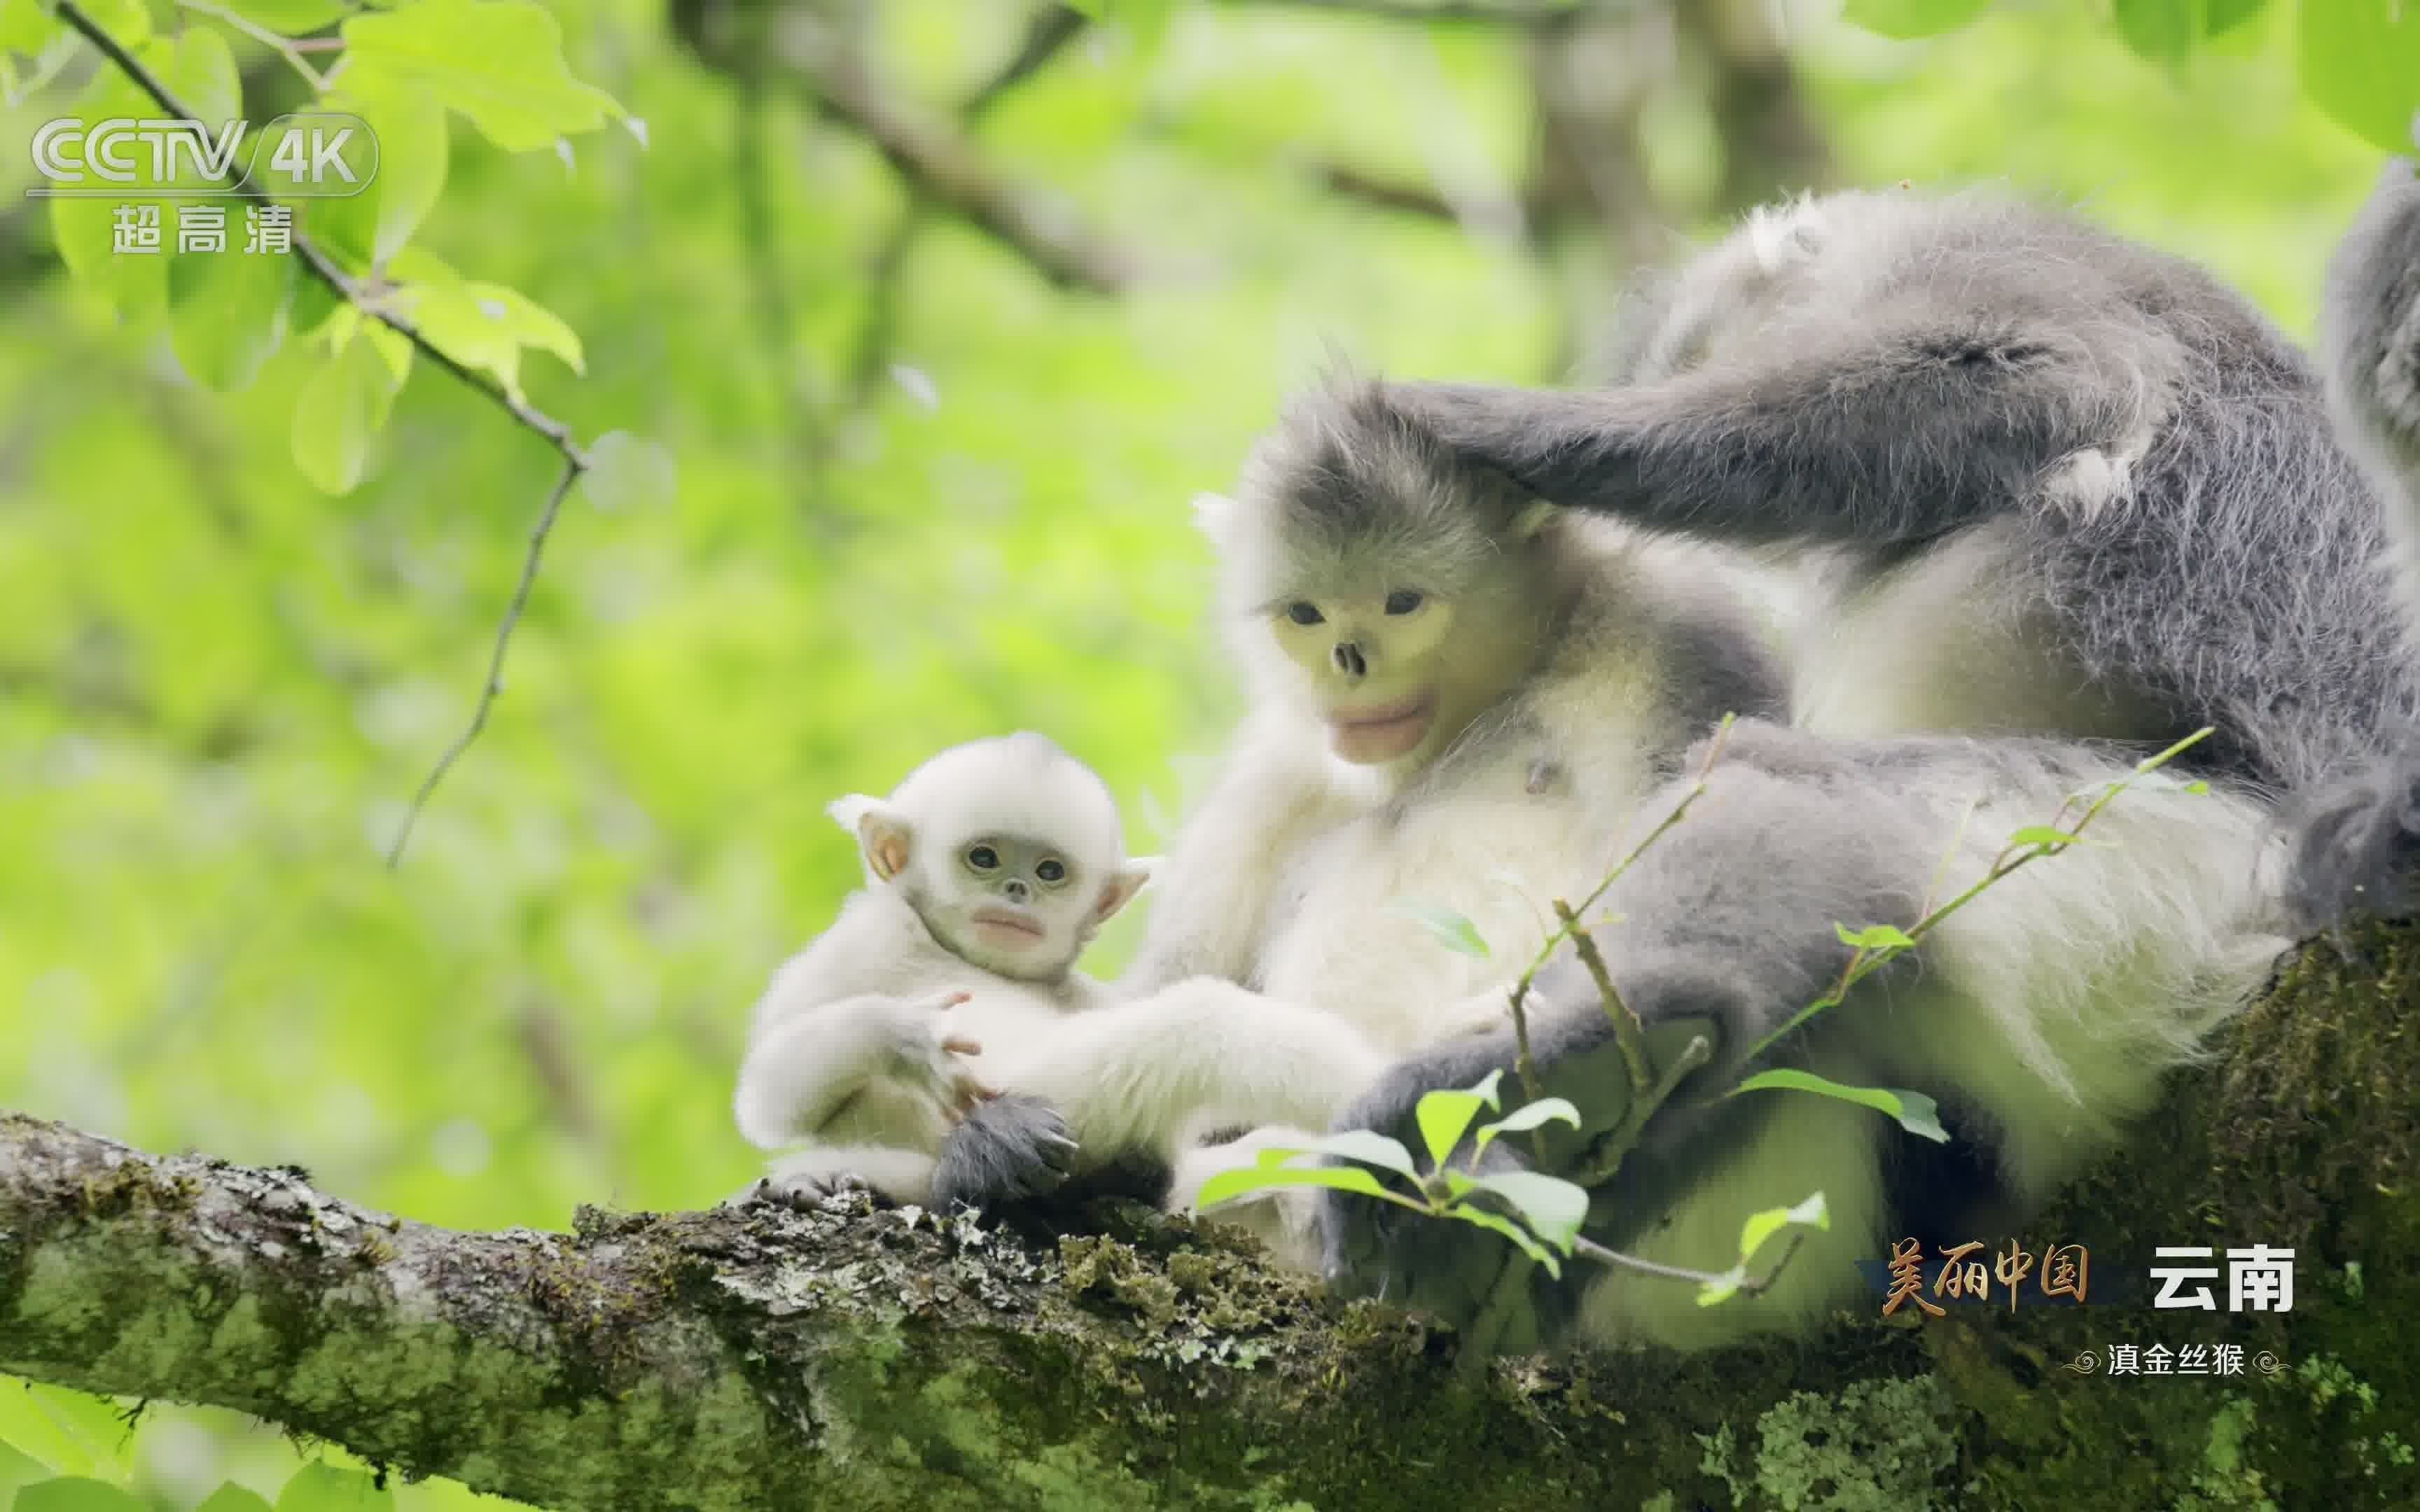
1504, 982, 1541, 1106
1554, 899, 1647, 1092
845, 4, 1092, 402
1747, 727, 2216, 1060
384, 458, 581, 866
176, 0, 329, 89
1494, 717, 1737, 1032
1574, 1030, 1711, 1187
1574, 1231, 1807, 1298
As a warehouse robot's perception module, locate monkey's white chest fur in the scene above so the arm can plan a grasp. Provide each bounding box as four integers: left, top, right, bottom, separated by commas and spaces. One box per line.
1253, 740, 1650, 1051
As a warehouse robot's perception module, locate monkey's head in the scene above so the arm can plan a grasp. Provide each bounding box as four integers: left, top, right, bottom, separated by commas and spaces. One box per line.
828, 734, 1153, 982
1201, 377, 1564, 769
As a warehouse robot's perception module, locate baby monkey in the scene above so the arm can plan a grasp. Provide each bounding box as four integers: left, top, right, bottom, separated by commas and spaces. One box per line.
734, 732, 1151, 1207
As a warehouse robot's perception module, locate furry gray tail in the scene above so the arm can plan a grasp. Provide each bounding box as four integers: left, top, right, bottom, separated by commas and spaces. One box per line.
2288, 155, 2420, 932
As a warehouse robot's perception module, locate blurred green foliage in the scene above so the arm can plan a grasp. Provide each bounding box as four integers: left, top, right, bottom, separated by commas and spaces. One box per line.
0, 0, 2400, 1504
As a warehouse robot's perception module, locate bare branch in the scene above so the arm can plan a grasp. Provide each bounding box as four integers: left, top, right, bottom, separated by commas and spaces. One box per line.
847, 4, 1092, 402
384, 458, 583, 867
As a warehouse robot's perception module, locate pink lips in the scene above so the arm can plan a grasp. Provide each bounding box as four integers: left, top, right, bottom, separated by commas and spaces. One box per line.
1327, 691, 1437, 764
970, 907, 1045, 941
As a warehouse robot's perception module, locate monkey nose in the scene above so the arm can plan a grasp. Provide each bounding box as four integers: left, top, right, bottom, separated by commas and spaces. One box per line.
1332, 642, 1368, 678
1003, 879, 1030, 900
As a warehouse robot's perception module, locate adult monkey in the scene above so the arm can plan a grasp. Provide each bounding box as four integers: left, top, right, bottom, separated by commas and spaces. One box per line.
1298, 167, 2420, 1352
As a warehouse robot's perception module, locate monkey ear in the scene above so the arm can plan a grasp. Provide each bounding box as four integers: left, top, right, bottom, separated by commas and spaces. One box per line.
827, 796, 911, 883
1190, 491, 1238, 544
1092, 860, 1156, 923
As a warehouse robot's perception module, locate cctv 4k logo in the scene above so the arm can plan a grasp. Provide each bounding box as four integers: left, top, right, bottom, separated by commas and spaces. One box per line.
27, 111, 378, 197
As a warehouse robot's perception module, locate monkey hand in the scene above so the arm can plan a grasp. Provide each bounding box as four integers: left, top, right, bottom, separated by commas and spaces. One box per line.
1317, 1006, 1726, 1358
885, 990, 994, 1119
930, 1093, 1079, 1210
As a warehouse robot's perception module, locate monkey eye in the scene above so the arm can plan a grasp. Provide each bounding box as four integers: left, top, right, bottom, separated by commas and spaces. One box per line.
1384, 589, 1425, 615
1284, 601, 1324, 626
965, 845, 1000, 872
1036, 858, 1068, 884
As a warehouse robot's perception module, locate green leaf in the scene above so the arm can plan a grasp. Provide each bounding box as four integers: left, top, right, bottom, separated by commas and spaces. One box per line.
1414, 1089, 1487, 1168
1473, 1096, 1580, 1159
581, 431, 679, 512
1453, 1208, 1562, 1280
73, 0, 150, 48
342, 0, 623, 154
1466, 1170, 1590, 1249
1695, 1263, 1749, 1307
1840, 0, 1991, 41
384, 248, 582, 403
2003, 825, 2080, 850
1727, 1069, 1951, 1142
1735, 1191, 1830, 1266
12, 1478, 149, 1512
169, 232, 295, 391
163, 26, 242, 142
273, 1464, 393, 1512
195, 1486, 276, 1512
291, 327, 407, 493
317, 82, 448, 265
0, 1387, 131, 1480
1290, 1128, 1420, 1179
1386, 899, 1490, 958
1833, 921, 1917, 951
1192, 1161, 1396, 1210
0, 0, 64, 59
2113, 0, 2200, 68
220, 0, 354, 31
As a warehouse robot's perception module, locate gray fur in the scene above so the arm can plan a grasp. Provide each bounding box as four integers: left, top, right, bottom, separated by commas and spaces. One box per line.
1349, 186, 2414, 801
930, 1093, 1077, 1210
1319, 721, 2246, 1347
2288, 160, 2420, 928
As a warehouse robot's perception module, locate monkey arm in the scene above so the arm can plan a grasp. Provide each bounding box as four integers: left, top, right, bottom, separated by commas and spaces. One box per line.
1384, 305, 2153, 547
1004, 977, 1396, 1165
1122, 712, 1351, 993
732, 993, 957, 1150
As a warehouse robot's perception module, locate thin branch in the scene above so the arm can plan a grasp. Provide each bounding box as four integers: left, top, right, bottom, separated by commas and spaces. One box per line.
847, 4, 1090, 404
176, 0, 329, 90
1574, 1231, 1806, 1298
1554, 899, 1646, 1092
53, 1, 597, 867
1746, 727, 2216, 1060
770, 28, 1131, 295
384, 458, 581, 866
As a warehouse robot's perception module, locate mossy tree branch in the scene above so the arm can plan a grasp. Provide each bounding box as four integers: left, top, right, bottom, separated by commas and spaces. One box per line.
4, 920, 2417, 1510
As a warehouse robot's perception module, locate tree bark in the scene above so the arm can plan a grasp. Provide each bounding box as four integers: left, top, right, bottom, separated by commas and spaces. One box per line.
4, 920, 2417, 1511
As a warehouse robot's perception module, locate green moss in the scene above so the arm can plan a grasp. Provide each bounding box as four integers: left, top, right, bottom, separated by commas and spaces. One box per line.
1697, 1375, 1957, 1511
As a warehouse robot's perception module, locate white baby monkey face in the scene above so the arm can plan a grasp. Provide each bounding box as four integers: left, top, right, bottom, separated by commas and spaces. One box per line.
928, 830, 1094, 970
1267, 587, 1455, 764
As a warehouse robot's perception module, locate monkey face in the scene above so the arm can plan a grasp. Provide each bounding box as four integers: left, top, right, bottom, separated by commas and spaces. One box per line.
1265, 586, 1458, 763
830, 735, 1153, 986
910, 829, 1109, 979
